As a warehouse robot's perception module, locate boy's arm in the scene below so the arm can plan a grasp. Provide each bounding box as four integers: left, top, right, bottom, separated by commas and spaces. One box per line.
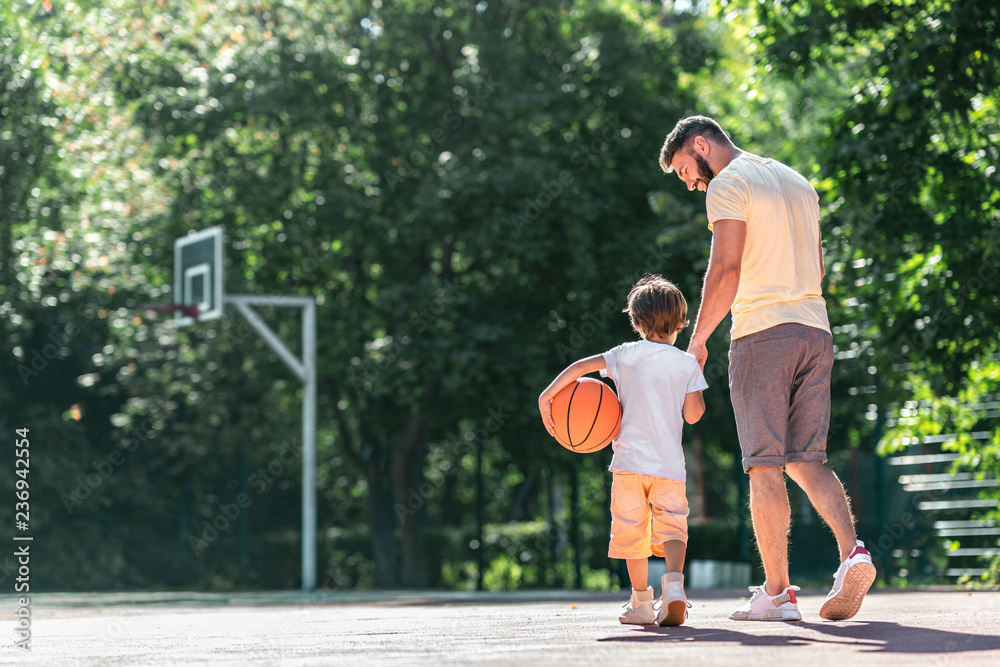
538, 354, 607, 438
682, 389, 706, 425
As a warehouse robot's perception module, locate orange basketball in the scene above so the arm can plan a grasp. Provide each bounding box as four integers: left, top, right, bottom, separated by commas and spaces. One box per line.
550, 377, 622, 453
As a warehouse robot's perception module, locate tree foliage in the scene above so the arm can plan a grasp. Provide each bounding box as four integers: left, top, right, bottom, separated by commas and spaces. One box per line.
4, 0, 996, 591
2, 0, 747, 591
741, 0, 1000, 582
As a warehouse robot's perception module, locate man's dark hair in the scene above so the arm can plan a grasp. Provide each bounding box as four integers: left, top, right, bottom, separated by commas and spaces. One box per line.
659, 116, 731, 173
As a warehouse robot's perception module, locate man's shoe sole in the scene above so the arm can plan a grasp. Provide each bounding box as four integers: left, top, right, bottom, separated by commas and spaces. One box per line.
819, 562, 876, 621
656, 600, 687, 627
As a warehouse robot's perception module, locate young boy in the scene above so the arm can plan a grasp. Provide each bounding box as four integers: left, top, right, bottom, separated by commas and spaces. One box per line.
538, 275, 707, 626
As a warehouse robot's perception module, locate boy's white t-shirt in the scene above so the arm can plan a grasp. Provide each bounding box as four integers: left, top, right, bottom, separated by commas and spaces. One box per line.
600, 340, 708, 481
705, 151, 830, 340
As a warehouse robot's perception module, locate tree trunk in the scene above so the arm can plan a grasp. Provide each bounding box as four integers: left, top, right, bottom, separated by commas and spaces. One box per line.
391, 415, 429, 588
507, 469, 538, 522
684, 436, 707, 522
365, 454, 398, 588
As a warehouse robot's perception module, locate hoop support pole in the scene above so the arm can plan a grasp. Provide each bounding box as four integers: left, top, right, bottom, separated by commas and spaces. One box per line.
224, 294, 317, 592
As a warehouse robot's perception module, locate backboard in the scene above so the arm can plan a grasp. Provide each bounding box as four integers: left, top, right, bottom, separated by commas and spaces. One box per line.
174, 226, 224, 326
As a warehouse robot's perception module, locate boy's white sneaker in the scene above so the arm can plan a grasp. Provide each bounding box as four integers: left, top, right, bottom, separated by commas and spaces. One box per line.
820, 540, 876, 620
730, 584, 802, 621
655, 572, 690, 626
619, 586, 656, 625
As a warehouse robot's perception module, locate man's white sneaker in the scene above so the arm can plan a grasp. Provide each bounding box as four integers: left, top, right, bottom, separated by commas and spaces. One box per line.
820, 540, 876, 620
729, 584, 802, 621
619, 586, 655, 625
655, 572, 690, 627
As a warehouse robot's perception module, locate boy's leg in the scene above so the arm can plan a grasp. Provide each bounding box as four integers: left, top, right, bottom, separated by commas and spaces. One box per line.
648, 480, 690, 627
648, 479, 689, 577
609, 471, 656, 625
657, 541, 688, 627
625, 558, 648, 592
661, 540, 686, 574
608, 471, 653, 567
748, 466, 791, 596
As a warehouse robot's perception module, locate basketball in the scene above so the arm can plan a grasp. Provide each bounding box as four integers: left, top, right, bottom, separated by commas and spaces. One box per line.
550, 377, 622, 453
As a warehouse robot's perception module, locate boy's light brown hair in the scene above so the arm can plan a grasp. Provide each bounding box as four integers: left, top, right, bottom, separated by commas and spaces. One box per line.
623, 274, 689, 339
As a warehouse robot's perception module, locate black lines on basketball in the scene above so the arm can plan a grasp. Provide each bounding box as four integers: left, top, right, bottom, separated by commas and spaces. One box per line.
565, 381, 580, 449
549, 378, 621, 454
574, 384, 602, 450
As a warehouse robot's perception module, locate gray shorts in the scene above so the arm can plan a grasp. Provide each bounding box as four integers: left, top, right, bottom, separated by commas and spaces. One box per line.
728, 323, 833, 472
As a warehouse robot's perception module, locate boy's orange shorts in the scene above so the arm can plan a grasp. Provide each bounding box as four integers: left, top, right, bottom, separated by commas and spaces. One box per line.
608, 470, 688, 559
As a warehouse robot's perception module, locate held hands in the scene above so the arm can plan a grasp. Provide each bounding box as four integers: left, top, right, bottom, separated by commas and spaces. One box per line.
687, 338, 708, 371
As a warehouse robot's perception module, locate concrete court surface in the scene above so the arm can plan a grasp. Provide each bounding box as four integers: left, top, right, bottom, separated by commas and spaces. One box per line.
2, 588, 1000, 666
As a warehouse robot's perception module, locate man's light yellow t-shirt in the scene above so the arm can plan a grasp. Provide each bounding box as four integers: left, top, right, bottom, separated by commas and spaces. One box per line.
705, 152, 830, 340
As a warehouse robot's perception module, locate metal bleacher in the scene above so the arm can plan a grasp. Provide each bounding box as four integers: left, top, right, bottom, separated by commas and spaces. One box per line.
885, 399, 1000, 581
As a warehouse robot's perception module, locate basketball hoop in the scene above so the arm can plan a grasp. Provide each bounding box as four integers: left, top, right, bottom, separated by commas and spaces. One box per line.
137, 303, 200, 322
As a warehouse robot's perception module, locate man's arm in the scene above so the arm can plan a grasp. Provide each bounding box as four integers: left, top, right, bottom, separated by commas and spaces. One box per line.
818, 235, 825, 280
686, 218, 746, 369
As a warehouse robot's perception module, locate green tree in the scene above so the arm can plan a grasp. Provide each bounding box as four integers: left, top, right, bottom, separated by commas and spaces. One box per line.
3, 0, 772, 592
741, 0, 1000, 581
0, 1, 147, 589
106, 0, 743, 588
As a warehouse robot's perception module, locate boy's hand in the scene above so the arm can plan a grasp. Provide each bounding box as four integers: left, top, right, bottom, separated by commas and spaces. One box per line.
538, 394, 557, 438
537, 354, 607, 439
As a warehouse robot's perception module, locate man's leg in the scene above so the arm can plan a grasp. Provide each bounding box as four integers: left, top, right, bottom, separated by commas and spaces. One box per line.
785, 461, 856, 561
788, 462, 875, 621
728, 327, 801, 600
748, 466, 791, 595
783, 327, 856, 562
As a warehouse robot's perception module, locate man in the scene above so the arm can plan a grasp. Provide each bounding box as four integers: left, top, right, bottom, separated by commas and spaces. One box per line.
659, 116, 875, 621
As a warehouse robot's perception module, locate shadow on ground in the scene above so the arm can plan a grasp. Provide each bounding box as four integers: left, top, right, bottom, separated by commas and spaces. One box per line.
599, 621, 1000, 657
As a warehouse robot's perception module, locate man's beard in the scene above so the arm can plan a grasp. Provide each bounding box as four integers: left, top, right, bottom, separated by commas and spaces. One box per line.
694, 153, 715, 189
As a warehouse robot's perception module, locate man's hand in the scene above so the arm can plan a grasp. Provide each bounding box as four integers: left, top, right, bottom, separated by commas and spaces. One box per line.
687, 338, 708, 371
